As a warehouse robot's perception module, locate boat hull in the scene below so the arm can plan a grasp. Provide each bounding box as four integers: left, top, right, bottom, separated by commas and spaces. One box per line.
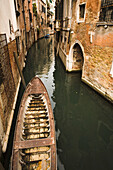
12, 76, 56, 169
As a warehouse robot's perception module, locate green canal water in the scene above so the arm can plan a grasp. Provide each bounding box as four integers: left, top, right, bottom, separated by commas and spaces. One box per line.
4, 35, 113, 170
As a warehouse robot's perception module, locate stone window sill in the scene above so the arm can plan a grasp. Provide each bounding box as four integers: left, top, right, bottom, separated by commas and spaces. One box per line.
77, 19, 85, 23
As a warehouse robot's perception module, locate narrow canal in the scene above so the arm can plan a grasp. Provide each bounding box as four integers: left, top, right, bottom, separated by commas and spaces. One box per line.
5, 35, 113, 170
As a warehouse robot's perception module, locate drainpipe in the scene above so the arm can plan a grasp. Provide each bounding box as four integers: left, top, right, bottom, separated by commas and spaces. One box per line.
22, 0, 27, 49
67, 0, 72, 70
56, 42, 59, 56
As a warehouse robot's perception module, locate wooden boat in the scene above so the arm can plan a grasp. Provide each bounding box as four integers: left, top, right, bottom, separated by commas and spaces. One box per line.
12, 76, 56, 170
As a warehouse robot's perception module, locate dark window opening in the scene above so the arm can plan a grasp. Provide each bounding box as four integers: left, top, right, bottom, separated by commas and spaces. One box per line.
0, 63, 3, 85
61, 35, 62, 42
49, 24, 52, 29
16, 37, 20, 56
9, 20, 12, 34
14, 0, 16, 11
55, 6, 57, 20
79, 4, 85, 19
42, 6, 46, 13
99, 0, 113, 22
29, 11, 32, 22
41, 16, 43, 25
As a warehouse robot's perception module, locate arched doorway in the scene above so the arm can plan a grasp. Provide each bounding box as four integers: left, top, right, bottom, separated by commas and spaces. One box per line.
72, 43, 84, 71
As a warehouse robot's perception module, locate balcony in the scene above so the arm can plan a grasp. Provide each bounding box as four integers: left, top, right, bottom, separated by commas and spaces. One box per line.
62, 17, 71, 31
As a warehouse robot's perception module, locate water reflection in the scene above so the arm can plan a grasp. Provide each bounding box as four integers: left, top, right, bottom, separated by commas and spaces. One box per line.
23, 36, 55, 109
24, 36, 113, 170
6, 35, 113, 170
53, 56, 113, 170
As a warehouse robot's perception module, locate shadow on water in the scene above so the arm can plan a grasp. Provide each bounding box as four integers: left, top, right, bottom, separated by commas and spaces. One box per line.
3, 35, 113, 170
53, 56, 113, 170
2, 36, 55, 170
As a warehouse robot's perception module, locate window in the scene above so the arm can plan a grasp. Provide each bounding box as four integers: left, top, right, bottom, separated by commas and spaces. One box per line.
110, 59, 113, 78
42, 6, 46, 13
16, 37, 20, 56
9, 20, 12, 34
0, 63, 3, 86
77, 3, 86, 23
29, 11, 32, 22
99, 0, 113, 22
39, 2, 42, 11
79, 4, 85, 19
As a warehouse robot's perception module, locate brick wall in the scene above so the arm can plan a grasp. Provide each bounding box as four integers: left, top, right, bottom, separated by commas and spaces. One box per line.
56, 0, 113, 102
0, 35, 16, 133
25, 0, 31, 32
0, 0, 38, 157
71, 0, 113, 101
8, 40, 20, 87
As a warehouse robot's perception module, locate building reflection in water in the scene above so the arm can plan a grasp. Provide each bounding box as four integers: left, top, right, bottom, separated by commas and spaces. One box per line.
22, 36, 113, 170
53, 55, 113, 170
24, 35, 55, 108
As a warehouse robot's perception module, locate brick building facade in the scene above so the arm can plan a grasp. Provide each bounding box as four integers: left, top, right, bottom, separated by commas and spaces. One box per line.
55, 0, 113, 103
0, 0, 38, 161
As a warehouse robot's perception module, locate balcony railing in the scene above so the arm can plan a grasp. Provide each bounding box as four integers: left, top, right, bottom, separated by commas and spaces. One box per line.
99, 1, 113, 22
101, 0, 113, 7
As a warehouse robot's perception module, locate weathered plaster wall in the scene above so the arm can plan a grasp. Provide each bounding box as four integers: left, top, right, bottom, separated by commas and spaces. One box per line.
25, 0, 31, 32
56, 0, 113, 102
59, 46, 67, 68
0, 0, 18, 43
0, 37, 25, 154
70, 0, 113, 102
8, 40, 20, 87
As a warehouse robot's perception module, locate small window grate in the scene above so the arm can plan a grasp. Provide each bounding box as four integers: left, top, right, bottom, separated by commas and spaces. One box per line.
99, 0, 113, 22
101, 0, 113, 8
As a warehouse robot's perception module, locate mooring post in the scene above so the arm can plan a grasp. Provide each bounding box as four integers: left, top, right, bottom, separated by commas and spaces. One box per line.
13, 52, 26, 89
56, 42, 59, 56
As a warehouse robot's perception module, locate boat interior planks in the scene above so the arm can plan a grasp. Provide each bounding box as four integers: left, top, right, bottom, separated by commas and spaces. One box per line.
12, 76, 56, 170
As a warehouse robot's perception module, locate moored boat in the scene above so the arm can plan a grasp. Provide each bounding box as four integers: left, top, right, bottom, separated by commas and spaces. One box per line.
12, 76, 56, 169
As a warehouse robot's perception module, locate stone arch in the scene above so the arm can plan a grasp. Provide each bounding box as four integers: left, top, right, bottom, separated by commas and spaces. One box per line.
68, 40, 85, 71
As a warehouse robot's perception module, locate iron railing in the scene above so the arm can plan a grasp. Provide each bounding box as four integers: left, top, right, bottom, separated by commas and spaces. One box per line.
101, 0, 113, 7
99, 0, 113, 22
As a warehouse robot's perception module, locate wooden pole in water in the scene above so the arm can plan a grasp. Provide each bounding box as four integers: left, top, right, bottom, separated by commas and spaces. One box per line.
56, 42, 59, 56
13, 52, 26, 89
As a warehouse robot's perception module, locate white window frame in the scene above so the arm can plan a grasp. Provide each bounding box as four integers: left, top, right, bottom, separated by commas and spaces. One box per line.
110, 58, 113, 78
77, 2, 86, 23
